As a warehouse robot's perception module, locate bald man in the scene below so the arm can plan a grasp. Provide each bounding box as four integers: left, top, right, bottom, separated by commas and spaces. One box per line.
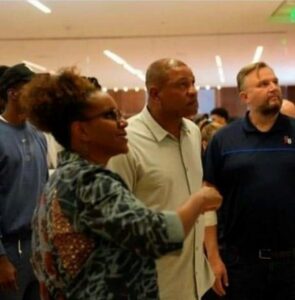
280, 99, 295, 118
108, 58, 217, 300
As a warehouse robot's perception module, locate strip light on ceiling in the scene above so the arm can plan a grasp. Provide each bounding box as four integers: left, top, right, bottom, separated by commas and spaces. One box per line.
103, 50, 145, 82
253, 46, 264, 63
215, 55, 225, 84
27, 0, 51, 14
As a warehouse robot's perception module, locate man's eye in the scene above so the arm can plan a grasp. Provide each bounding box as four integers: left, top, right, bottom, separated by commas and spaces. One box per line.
177, 82, 189, 88
103, 112, 117, 119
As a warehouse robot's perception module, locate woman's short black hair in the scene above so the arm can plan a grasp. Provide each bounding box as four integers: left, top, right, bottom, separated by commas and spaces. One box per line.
21, 69, 97, 150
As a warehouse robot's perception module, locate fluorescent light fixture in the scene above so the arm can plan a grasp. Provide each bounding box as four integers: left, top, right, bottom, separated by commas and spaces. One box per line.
215, 55, 223, 68
104, 49, 145, 82
135, 71, 145, 82
218, 68, 225, 83
104, 50, 126, 65
22, 60, 47, 72
123, 64, 137, 75
27, 0, 51, 14
215, 55, 226, 84
253, 46, 264, 63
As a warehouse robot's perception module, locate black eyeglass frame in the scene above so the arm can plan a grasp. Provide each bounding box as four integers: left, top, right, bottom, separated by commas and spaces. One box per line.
79, 108, 124, 127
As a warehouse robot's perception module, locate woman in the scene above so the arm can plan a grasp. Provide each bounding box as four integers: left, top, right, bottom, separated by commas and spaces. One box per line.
200, 120, 224, 153
21, 69, 221, 300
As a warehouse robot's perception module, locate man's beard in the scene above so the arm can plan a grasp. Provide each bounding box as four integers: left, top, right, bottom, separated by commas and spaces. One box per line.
260, 98, 282, 116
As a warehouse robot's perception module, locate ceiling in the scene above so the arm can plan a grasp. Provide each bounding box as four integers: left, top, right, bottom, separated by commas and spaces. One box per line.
0, 0, 295, 90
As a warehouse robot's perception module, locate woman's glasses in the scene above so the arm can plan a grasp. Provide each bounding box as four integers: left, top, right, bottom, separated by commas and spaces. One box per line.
81, 108, 124, 127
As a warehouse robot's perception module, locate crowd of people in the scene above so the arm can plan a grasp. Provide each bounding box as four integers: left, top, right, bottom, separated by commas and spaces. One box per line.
0, 59, 295, 300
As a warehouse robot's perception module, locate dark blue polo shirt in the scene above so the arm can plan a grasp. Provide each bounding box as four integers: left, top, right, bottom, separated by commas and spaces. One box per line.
204, 113, 295, 250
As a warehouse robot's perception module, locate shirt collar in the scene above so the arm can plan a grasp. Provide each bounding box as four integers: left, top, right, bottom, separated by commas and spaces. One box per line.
242, 111, 289, 133
141, 106, 190, 142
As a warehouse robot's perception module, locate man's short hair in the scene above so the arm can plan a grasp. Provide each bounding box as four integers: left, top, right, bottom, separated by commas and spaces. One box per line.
0, 63, 35, 101
237, 62, 270, 92
145, 58, 187, 90
210, 107, 229, 122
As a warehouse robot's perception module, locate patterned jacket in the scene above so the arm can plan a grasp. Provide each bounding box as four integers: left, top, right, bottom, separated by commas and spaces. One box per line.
32, 151, 184, 300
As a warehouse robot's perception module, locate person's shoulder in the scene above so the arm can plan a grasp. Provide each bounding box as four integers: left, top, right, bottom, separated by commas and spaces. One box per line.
183, 117, 199, 129
126, 112, 156, 144
213, 118, 243, 140
27, 123, 48, 148
205, 121, 242, 154
125, 112, 145, 132
283, 114, 295, 129
182, 118, 200, 137
79, 165, 128, 193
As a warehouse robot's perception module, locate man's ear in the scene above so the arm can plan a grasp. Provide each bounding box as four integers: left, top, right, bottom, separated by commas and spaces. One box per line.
239, 90, 248, 105
149, 86, 160, 102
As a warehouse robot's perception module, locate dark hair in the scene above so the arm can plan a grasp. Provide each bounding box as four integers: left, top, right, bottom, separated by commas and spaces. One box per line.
83, 76, 102, 90
0, 65, 9, 111
0, 63, 34, 102
210, 107, 229, 121
21, 68, 97, 150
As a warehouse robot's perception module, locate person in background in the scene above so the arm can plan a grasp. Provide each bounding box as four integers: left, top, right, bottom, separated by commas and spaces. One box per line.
21, 68, 222, 299
194, 113, 209, 129
0, 63, 48, 300
0, 65, 9, 113
203, 62, 295, 299
280, 98, 295, 118
210, 107, 229, 126
200, 120, 224, 153
108, 58, 221, 300
200, 119, 227, 300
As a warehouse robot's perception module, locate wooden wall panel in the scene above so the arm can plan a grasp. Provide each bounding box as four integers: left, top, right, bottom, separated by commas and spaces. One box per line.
107, 85, 295, 119
287, 86, 295, 102
216, 87, 247, 118
109, 90, 146, 118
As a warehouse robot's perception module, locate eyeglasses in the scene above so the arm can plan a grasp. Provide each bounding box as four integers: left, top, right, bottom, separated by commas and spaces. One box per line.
81, 108, 125, 127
